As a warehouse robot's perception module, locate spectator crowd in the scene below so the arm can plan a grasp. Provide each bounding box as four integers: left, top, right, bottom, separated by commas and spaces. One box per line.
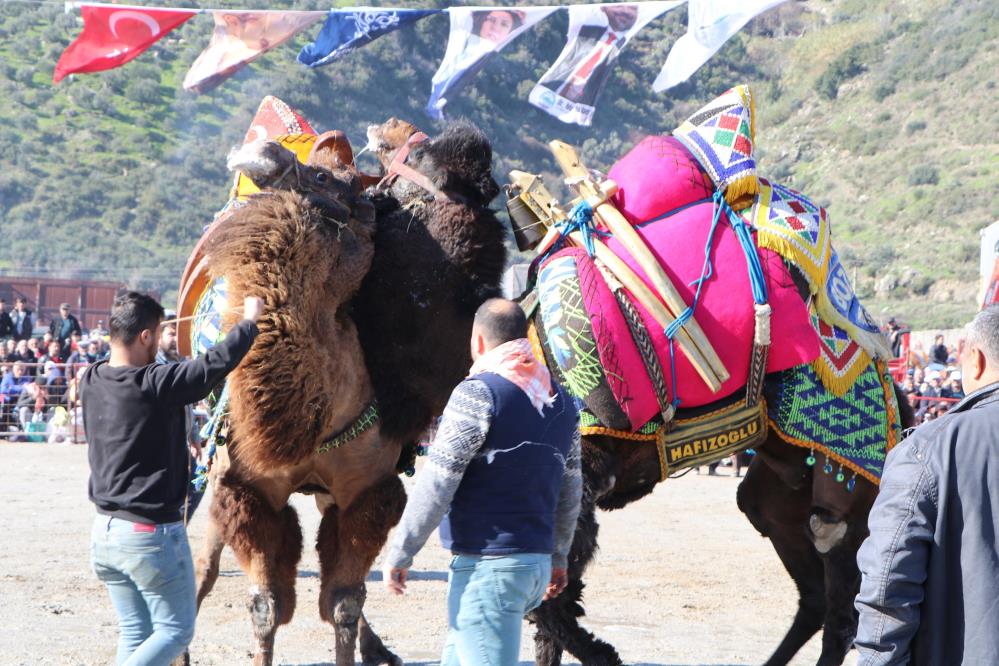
886, 319, 966, 423
0, 298, 105, 442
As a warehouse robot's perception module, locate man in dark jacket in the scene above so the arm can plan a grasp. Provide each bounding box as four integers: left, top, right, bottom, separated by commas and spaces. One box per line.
11, 297, 32, 341
83, 291, 262, 665
48, 303, 83, 349
855, 304, 999, 665
0, 298, 14, 339
383, 298, 582, 666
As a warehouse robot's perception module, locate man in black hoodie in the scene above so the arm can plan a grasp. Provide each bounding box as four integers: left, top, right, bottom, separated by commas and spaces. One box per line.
82, 291, 262, 665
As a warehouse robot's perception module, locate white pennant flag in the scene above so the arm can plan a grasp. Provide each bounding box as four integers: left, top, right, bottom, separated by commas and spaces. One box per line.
428, 6, 558, 120
653, 0, 788, 92
529, 2, 682, 126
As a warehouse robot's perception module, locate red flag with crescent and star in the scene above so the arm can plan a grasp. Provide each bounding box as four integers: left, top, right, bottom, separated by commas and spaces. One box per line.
53, 4, 198, 83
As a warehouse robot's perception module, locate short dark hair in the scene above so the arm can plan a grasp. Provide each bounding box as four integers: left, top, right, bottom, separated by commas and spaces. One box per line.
110, 292, 164, 344
474, 298, 527, 347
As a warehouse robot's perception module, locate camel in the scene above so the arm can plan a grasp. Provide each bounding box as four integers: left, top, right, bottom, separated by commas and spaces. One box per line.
184, 118, 508, 665
183, 135, 406, 666
504, 188, 918, 664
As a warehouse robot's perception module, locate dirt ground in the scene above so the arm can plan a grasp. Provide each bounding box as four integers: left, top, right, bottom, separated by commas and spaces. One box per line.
0, 443, 859, 666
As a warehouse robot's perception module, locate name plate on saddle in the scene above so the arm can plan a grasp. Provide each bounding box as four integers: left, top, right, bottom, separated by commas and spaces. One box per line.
656, 401, 767, 480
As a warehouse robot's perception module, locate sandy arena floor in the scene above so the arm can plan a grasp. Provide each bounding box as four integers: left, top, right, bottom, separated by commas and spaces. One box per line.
0, 443, 858, 665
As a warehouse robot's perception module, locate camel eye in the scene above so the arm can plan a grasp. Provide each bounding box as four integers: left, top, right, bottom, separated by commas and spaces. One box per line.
315, 171, 329, 184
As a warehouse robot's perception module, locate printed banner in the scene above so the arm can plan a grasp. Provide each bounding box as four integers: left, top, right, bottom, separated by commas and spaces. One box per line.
427, 6, 557, 120
298, 8, 440, 68
184, 11, 326, 93
54, 4, 197, 82
653, 0, 788, 91
529, 2, 681, 126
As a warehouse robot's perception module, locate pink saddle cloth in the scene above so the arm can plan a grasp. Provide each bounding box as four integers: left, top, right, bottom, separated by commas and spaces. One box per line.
553, 200, 818, 431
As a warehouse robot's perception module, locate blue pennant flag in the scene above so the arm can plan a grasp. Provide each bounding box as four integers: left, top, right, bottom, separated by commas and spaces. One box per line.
298, 8, 440, 68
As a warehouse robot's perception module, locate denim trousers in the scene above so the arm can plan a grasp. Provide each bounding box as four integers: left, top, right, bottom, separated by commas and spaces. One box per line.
440, 552, 551, 666
90, 515, 196, 666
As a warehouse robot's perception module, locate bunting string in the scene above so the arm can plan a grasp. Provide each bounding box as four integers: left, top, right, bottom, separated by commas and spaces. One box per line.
50, 0, 789, 125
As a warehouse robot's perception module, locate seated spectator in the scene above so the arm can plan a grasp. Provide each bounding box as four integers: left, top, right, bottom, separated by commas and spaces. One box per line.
945, 375, 964, 400
66, 343, 91, 377
15, 379, 47, 435
38, 341, 66, 403
901, 378, 917, 396
2, 339, 14, 360
929, 334, 949, 366
1, 361, 32, 401
919, 380, 938, 399
68, 330, 82, 355
85, 340, 101, 363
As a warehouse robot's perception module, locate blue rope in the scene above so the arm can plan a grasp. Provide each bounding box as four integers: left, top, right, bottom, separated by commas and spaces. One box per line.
718, 195, 768, 305
662, 190, 726, 408
192, 383, 230, 492
557, 200, 597, 256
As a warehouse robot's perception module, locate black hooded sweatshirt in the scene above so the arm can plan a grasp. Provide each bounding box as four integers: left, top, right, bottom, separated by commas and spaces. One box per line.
82, 320, 257, 524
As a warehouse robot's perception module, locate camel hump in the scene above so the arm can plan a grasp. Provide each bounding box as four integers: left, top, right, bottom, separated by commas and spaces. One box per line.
309, 130, 354, 170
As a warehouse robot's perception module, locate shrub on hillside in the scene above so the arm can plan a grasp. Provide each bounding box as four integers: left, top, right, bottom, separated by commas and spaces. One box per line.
816, 43, 879, 100
908, 166, 939, 186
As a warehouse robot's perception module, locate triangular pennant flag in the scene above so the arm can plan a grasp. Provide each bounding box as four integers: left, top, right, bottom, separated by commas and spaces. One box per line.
427, 6, 558, 121
529, 2, 682, 126
184, 11, 326, 93
673, 84, 759, 209
653, 0, 789, 91
298, 7, 440, 68
54, 4, 197, 83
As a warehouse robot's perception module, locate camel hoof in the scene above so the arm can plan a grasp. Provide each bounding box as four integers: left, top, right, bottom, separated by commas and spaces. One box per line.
362, 655, 403, 666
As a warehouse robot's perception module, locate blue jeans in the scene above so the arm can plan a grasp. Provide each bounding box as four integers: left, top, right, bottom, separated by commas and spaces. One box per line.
90, 515, 196, 665
441, 553, 551, 666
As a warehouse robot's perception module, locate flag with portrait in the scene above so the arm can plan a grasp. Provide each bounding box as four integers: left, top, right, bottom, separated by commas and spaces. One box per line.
427, 6, 558, 120
529, 1, 681, 126
184, 10, 326, 93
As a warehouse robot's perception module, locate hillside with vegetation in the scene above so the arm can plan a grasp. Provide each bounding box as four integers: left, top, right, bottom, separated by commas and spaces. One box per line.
0, 0, 996, 327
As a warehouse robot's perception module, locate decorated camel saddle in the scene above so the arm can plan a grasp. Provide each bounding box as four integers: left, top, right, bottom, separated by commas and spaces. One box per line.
508, 84, 900, 486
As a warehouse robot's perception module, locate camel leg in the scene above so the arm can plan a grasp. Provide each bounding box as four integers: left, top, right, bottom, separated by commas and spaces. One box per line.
317, 474, 405, 666
531, 444, 622, 666
738, 455, 826, 666
213, 476, 303, 666
359, 612, 403, 666
808, 471, 878, 666
194, 514, 226, 611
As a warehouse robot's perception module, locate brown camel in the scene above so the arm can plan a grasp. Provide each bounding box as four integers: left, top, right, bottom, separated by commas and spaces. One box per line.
182, 135, 406, 666
185, 119, 508, 665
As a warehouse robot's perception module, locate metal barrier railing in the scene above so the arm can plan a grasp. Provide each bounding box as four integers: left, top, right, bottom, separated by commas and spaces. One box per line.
0, 361, 89, 443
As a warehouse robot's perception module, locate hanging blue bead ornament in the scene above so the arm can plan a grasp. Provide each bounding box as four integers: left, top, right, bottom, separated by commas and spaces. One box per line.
823, 461, 833, 475
836, 465, 845, 483
847, 475, 857, 492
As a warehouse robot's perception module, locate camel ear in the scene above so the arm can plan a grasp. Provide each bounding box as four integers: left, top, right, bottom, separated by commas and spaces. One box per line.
308, 131, 354, 170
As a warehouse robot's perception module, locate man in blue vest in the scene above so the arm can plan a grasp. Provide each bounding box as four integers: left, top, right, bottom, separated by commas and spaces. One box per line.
383, 298, 582, 665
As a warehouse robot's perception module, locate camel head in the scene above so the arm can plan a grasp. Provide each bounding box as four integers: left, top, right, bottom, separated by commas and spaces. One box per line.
365, 117, 422, 172
402, 122, 501, 208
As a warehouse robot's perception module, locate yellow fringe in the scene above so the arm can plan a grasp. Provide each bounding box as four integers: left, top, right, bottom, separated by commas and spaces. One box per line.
755, 231, 826, 293
811, 349, 871, 397
527, 321, 546, 364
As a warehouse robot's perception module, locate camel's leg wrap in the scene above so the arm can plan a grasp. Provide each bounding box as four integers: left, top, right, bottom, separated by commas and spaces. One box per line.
213, 475, 303, 666
317, 474, 406, 666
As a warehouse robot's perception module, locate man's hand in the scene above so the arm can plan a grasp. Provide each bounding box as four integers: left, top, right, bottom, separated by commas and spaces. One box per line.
242, 296, 265, 323
383, 565, 408, 596
544, 567, 568, 601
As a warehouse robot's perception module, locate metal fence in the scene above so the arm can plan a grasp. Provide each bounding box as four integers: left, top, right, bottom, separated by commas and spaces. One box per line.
0, 362, 88, 443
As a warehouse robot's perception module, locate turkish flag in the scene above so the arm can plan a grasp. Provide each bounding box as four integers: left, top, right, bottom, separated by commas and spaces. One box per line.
53, 4, 198, 83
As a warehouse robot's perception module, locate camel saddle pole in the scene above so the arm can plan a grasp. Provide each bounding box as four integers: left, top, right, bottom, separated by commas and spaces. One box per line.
508, 171, 724, 394
546, 141, 730, 390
